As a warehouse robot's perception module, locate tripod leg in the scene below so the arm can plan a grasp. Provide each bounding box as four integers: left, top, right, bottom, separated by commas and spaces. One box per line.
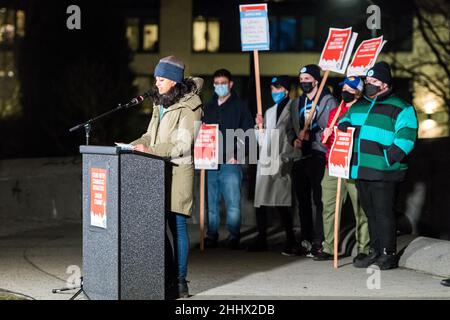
69, 288, 83, 300
52, 277, 85, 299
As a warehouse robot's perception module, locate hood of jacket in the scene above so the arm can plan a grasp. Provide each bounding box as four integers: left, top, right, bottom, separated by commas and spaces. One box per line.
175, 77, 204, 111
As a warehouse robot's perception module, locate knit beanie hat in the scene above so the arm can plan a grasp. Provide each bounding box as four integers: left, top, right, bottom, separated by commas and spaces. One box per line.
299, 64, 322, 82
366, 61, 392, 85
271, 75, 291, 92
154, 55, 185, 83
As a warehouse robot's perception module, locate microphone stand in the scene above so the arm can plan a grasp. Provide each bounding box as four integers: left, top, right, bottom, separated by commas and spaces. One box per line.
55, 98, 143, 299
69, 100, 140, 145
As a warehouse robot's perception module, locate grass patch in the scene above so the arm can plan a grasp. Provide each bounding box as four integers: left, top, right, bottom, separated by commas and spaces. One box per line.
0, 294, 25, 300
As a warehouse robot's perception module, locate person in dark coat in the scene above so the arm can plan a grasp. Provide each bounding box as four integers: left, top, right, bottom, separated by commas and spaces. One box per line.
202, 69, 254, 249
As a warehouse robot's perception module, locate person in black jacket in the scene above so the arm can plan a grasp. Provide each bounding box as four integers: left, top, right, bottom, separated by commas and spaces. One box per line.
287, 64, 338, 257
202, 69, 254, 249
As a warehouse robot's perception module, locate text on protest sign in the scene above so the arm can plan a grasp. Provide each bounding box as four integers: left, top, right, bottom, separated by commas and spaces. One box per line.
319, 27, 358, 74
194, 124, 219, 170
328, 127, 355, 179
239, 3, 270, 51
347, 36, 387, 77
90, 168, 107, 229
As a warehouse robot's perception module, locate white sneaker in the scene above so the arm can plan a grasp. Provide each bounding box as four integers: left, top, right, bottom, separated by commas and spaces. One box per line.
301, 240, 312, 251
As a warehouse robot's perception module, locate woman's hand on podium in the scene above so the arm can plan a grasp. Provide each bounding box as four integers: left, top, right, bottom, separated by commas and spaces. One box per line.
133, 144, 150, 153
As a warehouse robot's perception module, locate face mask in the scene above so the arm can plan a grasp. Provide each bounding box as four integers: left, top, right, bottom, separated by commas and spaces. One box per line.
272, 91, 286, 104
342, 91, 356, 103
364, 83, 381, 97
300, 82, 314, 94
214, 84, 230, 97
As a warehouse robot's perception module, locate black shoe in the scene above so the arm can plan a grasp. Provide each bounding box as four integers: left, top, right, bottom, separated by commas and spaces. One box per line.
313, 251, 334, 261
247, 237, 268, 252
297, 240, 312, 256
353, 253, 368, 264
296, 246, 309, 256
281, 243, 297, 256
178, 278, 189, 298
373, 253, 398, 270
307, 245, 323, 258
353, 249, 380, 268
227, 238, 241, 250
199, 237, 218, 249
441, 278, 450, 287
166, 278, 179, 300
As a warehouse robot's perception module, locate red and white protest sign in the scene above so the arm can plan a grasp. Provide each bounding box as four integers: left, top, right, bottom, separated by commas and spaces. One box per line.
194, 124, 219, 170
328, 127, 355, 179
346, 36, 387, 77
318, 27, 358, 74
90, 168, 107, 228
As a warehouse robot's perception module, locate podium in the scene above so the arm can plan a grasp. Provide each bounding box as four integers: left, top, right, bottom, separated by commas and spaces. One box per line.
80, 146, 169, 300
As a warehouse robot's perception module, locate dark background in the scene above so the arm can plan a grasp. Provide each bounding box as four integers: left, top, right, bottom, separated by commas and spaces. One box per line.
0, 0, 419, 159
0, 0, 448, 239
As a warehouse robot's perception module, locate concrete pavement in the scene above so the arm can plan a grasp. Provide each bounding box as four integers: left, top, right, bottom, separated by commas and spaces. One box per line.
0, 222, 449, 300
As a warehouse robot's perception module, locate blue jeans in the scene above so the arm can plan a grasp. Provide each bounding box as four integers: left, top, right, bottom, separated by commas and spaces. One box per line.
167, 213, 189, 280
206, 164, 243, 241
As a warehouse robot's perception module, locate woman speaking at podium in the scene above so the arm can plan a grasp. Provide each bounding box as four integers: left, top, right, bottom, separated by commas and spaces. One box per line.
130, 55, 203, 298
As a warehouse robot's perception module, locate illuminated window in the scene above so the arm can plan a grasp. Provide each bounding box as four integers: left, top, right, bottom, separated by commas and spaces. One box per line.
0, 78, 20, 118
0, 8, 25, 45
415, 93, 449, 138
0, 7, 22, 117
16, 10, 25, 38
191, 0, 412, 53
126, 18, 159, 52
0, 53, 20, 117
0, 7, 15, 46
126, 18, 139, 51
142, 22, 158, 52
192, 16, 219, 53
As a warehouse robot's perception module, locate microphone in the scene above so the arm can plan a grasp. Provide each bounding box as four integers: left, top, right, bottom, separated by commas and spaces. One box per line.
121, 89, 156, 108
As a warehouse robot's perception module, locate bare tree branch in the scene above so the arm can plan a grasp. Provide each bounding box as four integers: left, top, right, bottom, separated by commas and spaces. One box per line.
416, 2, 450, 56
392, 60, 449, 105
413, 0, 450, 81
388, 38, 450, 110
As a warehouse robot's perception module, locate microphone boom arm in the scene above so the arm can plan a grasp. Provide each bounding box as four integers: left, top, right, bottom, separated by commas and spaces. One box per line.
69, 92, 150, 145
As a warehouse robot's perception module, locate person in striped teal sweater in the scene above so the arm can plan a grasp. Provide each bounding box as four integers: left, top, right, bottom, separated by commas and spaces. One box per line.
338, 62, 418, 270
